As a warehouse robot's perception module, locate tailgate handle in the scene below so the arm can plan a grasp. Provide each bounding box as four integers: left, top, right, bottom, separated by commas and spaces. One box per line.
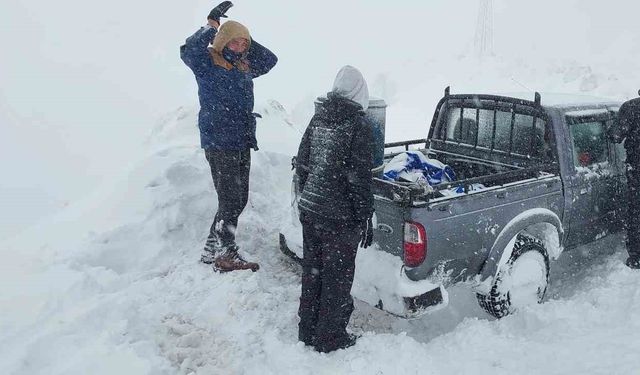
497, 191, 507, 199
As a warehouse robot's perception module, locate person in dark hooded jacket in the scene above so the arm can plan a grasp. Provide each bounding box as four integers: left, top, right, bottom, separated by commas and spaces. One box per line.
181, 8, 277, 273
295, 65, 375, 353
619, 94, 640, 269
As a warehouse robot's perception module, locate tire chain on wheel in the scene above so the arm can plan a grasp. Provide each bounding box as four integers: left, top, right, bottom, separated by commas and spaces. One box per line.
476, 233, 550, 319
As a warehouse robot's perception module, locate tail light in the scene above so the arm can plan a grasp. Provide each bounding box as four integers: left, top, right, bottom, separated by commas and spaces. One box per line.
404, 221, 427, 267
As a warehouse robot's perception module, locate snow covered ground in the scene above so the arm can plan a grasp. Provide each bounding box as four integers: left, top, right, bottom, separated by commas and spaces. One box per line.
2, 107, 640, 375
4, 1, 640, 373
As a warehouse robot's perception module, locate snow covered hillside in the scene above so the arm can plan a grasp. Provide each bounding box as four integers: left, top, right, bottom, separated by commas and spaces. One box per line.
2, 104, 640, 375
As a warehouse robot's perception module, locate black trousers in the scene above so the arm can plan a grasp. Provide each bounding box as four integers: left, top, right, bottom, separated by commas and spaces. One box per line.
298, 213, 360, 350
205, 149, 251, 249
627, 166, 640, 259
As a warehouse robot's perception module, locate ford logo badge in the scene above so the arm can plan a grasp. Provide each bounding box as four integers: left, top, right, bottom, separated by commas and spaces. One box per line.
377, 224, 393, 234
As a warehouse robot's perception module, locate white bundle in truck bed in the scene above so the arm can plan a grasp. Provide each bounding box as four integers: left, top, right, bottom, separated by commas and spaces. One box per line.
383, 151, 455, 185
382, 151, 486, 195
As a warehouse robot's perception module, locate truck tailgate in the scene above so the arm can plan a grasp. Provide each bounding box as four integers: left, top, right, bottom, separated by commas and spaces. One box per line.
372, 196, 407, 259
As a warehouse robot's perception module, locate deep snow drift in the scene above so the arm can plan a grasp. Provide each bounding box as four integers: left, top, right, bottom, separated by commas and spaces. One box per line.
2, 98, 640, 374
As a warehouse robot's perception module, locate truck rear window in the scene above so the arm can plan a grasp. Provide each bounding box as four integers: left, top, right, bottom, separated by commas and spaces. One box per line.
436, 101, 551, 159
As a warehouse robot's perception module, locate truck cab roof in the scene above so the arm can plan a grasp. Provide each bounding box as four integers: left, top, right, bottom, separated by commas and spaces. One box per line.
490, 92, 621, 109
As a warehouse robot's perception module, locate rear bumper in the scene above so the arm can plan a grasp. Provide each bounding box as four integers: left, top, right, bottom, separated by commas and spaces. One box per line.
351, 250, 448, 319
279, 231, 448, 319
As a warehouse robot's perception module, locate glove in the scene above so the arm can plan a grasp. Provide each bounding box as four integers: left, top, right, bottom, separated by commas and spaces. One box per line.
359, 216, 374, 249
208, 1, 234, 22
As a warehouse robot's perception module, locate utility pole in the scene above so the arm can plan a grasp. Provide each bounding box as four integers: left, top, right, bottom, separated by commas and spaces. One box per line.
474, 0, 494, 57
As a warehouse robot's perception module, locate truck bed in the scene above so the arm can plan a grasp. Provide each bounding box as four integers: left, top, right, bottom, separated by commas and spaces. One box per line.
373, 141, 559, 207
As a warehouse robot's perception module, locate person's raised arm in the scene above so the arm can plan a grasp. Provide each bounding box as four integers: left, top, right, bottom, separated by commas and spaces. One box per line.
180, 22, 217, 76
180, 0, 233, 75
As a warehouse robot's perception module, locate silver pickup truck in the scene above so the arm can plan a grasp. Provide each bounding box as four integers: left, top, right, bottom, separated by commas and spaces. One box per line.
280, 89, 626, 319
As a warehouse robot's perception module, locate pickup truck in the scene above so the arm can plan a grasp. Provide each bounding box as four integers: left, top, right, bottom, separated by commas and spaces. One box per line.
280, 89, 626, 319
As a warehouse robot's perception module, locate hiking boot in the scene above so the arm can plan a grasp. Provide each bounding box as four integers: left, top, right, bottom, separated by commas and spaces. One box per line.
201, 250, 216, 264
626, 257, 640, 270
315, 333, 358, 353
213, 247, 260, 273
201, 236, 223, 264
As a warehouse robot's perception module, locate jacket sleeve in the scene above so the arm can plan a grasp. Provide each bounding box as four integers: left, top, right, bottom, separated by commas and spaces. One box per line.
180, 26, 216, 76
295, 120, 313, 192
619, 102, 634, 140
346, 119, 375, 222
246, 40, 278, 79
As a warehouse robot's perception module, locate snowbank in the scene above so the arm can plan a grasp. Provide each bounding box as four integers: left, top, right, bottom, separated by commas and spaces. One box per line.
2, 107, 640, 375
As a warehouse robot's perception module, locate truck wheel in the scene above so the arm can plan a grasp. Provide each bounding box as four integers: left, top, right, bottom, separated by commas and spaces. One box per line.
476, 234, 550, 319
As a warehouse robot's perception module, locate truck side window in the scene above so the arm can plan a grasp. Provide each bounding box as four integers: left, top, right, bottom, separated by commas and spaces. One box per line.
569, 121, 608, 168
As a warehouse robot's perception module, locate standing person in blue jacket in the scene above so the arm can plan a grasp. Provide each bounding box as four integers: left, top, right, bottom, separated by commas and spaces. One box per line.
180, 2, 278, 273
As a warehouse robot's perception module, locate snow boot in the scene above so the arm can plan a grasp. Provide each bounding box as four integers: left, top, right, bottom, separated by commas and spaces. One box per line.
213, 246, 260, 273
626, 257, 640, 270
201, 250, 216, 264
315, 333, 358, 353
201, 236, 223, 264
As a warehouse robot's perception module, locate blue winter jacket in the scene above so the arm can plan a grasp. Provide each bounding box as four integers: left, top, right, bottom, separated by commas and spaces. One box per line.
180, 26, 278, 150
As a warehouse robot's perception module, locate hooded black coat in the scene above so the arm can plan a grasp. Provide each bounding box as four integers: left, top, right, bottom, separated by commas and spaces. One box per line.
620, 98, 640, 165
619, 97, 640, 259
295, 94, 375, 225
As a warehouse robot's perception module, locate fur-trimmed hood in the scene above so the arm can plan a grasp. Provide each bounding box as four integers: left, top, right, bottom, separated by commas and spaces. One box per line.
208, 21, 251, 71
